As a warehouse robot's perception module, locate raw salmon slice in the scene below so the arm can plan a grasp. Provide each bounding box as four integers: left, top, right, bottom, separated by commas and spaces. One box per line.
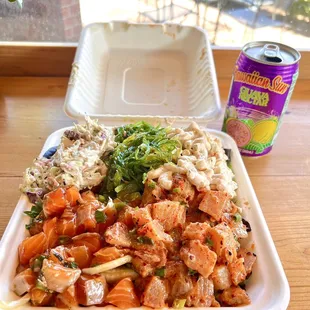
76, 274, 109, 306
43, 217, 59, 249
43, 187, 67, 217
69, 245, 92, 269
49, 245, 69, 264
72, 232, 102, 253
91, 247, 124, 266
96, 204, 117, 235
81, 190, 97, 202
18, 232, 47, 265
76, 203, 98, 234
65, 186, 81, 206
57, 206, 77, 237
55, 285, 78, 308
41, 259, 81, 293
105, 277, 140, 309
12, 268, 36, 296
30, 287, 54, 306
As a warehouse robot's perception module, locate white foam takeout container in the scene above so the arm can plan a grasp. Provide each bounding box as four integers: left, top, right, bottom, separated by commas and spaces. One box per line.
0, 22, 289, 309
0, 128, 290, 309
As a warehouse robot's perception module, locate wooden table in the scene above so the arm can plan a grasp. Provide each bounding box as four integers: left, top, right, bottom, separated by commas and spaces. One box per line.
0, 77, 309, 309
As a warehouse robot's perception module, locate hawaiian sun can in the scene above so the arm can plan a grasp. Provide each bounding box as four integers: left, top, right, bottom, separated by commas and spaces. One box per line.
222, 41, 300, 156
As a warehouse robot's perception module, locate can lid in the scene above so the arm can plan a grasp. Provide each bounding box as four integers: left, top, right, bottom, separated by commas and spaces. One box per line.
243, 41, 301, 65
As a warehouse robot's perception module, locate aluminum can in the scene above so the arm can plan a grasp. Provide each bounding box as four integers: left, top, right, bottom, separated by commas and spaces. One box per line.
222, 41, 300, 156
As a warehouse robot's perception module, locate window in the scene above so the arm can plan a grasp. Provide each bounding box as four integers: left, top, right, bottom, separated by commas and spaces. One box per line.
1, 0, 309, 48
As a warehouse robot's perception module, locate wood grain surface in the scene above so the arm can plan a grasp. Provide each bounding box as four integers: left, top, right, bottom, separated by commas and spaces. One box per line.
0, 77, 309, 309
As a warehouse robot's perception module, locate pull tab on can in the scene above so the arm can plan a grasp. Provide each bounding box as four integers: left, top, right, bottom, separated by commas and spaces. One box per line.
263, 44, 282, 63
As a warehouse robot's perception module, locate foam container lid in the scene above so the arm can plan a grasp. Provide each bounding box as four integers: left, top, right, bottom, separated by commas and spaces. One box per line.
64, 21, 221, 125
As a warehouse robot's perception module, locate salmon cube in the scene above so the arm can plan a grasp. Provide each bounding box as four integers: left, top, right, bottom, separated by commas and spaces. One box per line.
180, 240, 217, 278
186, 276, 214, 307
30, 287, 54, 306
151, 200, 186, 232
76, 274, 108, 306
72, 232, 102, 253
141, 276, 168, 308
41, 259, 81, 293
137, 220, 173, 244
198, 191, 229, 221
238, 248, 257, 275
55, 285, 78, 308
105, 222, 132, 248
12, 268, 36, 296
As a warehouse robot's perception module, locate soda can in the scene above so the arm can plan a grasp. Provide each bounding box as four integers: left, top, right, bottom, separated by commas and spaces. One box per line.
222, 41, 300, 156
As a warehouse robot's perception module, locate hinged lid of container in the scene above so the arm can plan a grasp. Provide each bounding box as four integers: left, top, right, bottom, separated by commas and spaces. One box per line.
64, 22, 221, 126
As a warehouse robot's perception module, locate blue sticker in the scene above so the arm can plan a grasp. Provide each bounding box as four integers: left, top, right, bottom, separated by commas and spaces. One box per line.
43, 146, 58, 159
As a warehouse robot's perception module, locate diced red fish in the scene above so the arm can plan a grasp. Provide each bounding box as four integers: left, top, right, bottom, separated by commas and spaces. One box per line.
118, 206, 135, 229
81, 190, 97, 202
132, 242, 167, 278
72, 232, 102, 254
19, 232, 47, 265
182, 222, 210, 243
49, 245, 69, 264
12, 268, 36, 296
141, 180, 166, 205
69, 245, 92, 269
141, 276, 168, 308
132, 207, 152, 227
105, 277, 140, 309
43, 217, 59, 249
30, 287, 54, 306
209, 223, 238, 263
76, 202, 98, 234
211, 264, 232, 290
91, 247, 125, 266
55, 285, 78, 308
65, 186, 81, 206
238, 248, 257, 275
43, 187, 67, 218
41, 259, 81, 293
151, 200, 186, 232
105, 222, 132, 248
198, 190, 229, 221
56, 206, 77, 237
168, 173, 195, 203
186, 276, 214, 307
228, 258, 247, 286
96, 204, 118, 235
218, 286, 251, 306
137, 220, 173, 244
76, 274, 109, 306
180, 240, 217, 278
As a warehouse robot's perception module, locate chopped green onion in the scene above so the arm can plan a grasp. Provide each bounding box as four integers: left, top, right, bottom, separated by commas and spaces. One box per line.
173, 299, 186, 309
95, 210, 107, 223
137, 236, 154, 245
155, 267, 166, 277
115, 202, 127, 211
64, 261, 78, 269
172, 187, 181, 193
148, 180, 156, 189
233, 213, 242, 222
31, 255, 46, 272
205, 238, 214, 247
98, 195, 106, 203
24, 202, 43, 219
188, 268, 197, 276
59, 235, 72, 245
35, 279, 48, 292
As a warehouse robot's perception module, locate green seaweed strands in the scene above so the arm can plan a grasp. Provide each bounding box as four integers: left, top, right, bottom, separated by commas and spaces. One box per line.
103, 122, 182, 201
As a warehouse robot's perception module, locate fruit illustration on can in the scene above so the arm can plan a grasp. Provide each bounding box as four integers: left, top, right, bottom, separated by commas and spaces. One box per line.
222, 41, 300, 157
